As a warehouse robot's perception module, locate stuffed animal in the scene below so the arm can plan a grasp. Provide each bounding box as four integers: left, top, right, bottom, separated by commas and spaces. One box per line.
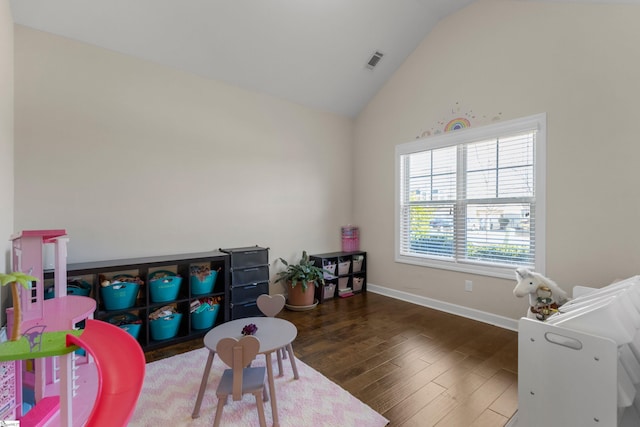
513, 267, 569, 321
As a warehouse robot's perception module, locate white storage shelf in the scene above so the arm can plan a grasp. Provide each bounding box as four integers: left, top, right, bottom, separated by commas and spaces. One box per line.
517, 276, 640, 426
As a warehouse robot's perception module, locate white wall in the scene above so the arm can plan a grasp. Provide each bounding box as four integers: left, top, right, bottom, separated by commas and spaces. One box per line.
13, 26, 354, 293
354, 0, 640, 320
0, 0, 14, 319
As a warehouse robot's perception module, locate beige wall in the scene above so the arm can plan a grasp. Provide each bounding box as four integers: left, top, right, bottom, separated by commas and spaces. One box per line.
0, 0, 14, 318
354, 0, 640, 320
13, 26, 354, 293
13, 1, 640, 323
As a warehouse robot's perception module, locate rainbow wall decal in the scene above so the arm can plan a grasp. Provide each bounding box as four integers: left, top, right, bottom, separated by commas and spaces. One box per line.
444, 118, 471, 132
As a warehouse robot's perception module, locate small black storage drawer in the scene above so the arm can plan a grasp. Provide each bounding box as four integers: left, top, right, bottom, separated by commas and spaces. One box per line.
230, 281, 268, 303
222, 245, 270, 321
231, 265, 269, 286
221, 246, 269, 269
230, 301, 263, 320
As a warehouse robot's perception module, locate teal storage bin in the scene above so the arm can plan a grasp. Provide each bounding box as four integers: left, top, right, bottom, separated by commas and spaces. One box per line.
67, 279, 92, 297
149, 271, 182, 303
191, 304, 220, 330
119, 323, 141, 340
44, 279, 92, 299
101, 283, 139, 310
68, 286, 91, 296
150, 313, 182, 340
190, 270, 218, 295
107, 313, 141, 340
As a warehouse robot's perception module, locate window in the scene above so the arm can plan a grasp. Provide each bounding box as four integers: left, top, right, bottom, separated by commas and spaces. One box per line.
395, 113, 546, 279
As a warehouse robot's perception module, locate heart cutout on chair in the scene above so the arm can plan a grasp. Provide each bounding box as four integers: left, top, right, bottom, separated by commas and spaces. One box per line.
256, 294, 285, 317
216, 336, 260, 367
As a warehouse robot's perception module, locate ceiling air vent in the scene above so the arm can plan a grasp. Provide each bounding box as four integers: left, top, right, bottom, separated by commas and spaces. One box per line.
366, 51, 384, 70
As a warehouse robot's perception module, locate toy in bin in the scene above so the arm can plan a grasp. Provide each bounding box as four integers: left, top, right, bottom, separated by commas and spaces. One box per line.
149, 270, 182, 303
149, 305, 182, 340
100, 274, 143, 310
190, 265, 220, 295
190, 296, 222, 330
44, 278, 92, 299
107, 313, 142, 340
67, 278, 92, 296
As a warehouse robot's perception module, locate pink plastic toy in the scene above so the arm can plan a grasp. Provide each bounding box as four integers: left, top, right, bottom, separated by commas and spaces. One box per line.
1, 230, 145, 426
66, 319, 145, 427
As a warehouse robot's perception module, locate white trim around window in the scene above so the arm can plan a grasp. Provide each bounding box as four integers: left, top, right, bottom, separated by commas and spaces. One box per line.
395, 113, 546, 279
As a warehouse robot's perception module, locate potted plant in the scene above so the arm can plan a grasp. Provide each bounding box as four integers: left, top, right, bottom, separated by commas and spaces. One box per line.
275, 251, 327, 308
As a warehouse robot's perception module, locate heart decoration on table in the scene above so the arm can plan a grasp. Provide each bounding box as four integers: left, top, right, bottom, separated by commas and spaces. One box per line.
256, 294, 286, 317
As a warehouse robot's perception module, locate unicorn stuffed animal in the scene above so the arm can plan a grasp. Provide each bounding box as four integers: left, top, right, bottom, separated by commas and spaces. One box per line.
513, 267, 569, 321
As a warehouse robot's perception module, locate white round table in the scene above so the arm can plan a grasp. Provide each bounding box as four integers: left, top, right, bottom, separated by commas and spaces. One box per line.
192, 317, 299, 427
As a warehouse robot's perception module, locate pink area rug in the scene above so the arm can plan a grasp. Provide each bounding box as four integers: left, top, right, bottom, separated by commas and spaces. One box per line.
130, 347, 389, 426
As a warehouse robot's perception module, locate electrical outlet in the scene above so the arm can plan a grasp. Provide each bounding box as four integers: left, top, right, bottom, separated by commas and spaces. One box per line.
465, 280, 473, 292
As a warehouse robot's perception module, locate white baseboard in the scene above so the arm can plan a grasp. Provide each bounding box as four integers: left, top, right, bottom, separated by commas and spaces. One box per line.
366, 283, 519, 331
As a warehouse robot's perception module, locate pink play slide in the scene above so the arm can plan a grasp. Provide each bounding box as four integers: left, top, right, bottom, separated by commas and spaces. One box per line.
66, 319, 145, 427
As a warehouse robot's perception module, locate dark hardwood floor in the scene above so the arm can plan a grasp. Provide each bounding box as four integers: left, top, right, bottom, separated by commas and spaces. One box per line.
146, 292, 518, 427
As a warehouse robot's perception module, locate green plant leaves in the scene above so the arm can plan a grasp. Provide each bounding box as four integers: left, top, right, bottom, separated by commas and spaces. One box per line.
0, 272, 38, 289
274, 251, 328, 290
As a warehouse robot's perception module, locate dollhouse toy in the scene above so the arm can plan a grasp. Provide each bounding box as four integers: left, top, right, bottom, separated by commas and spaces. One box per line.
2, 230, 97, 426
0, 230, 145, 426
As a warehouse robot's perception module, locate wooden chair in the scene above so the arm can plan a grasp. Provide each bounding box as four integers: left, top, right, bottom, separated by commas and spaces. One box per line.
256, 294, 299, 379
213, 336, 269, 427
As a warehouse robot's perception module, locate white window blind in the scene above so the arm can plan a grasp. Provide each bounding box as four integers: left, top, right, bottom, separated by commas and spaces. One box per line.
396, 114, 546, 278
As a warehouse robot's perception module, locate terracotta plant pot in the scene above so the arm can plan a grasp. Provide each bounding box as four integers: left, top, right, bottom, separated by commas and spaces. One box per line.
286, 281, 316, 307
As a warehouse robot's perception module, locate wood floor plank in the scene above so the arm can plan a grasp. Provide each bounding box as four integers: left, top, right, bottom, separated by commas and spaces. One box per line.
398, 393, 458, 427
432, 353, 484, 388
366, 350, 469, 414
469, 409, 509, 427
331, 333, 434, 383
354, 357, 432, 408
341, 361, 402, 394
438, 371, 488, 403
436, 369, 516, 426
489, 380, 518, 418
382, 381, 446, 425
472, 337, 518, 378
400, 372, 491, 427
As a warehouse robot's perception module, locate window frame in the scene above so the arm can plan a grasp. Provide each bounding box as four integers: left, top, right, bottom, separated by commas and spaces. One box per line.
395, 113, 546, 279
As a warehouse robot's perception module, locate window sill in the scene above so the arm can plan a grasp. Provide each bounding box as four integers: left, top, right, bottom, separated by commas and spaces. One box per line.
395, 254, 521, 280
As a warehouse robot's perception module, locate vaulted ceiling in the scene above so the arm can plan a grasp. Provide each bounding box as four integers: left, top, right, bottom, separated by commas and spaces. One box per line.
10, 0, 637, 117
